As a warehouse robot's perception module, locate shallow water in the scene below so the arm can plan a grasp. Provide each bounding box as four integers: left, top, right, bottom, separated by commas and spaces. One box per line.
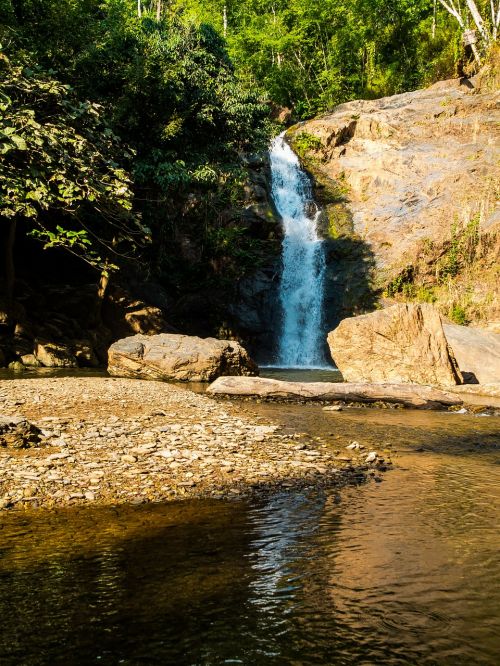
1, 401, 499, 665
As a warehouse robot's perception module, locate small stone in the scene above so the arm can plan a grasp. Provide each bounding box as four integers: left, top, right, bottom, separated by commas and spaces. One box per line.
121, 454, 137, 463
323, 405, 342, 412
84, 491, 95, 501
365, 451, 378, 463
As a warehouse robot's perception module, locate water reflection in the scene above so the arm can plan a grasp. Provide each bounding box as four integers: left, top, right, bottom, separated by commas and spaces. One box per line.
0, 410, 499, 665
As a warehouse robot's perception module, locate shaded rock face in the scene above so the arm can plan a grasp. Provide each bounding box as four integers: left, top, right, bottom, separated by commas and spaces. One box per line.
108, 334, 258, 382
229, 263, 281, 363
444, 324, 500, 384
0, 281, 173, 368
328, 304, 463, 387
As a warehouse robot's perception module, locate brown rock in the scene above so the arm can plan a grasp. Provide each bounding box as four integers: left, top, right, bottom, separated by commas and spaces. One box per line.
295, 79, 499, 273
443, 324, 500, 384
0, 416, 43, 449
34, 340, 78, 368
327, 304, 463, 387
108, 333, 258, 382
207, 376, 462, 408
20, 353, 41, 367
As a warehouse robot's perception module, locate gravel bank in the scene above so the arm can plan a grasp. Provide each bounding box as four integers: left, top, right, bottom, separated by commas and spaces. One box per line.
0, 378, 383, 511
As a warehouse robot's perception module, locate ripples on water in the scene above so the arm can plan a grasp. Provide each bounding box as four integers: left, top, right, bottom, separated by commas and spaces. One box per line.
0, 407, 499, 665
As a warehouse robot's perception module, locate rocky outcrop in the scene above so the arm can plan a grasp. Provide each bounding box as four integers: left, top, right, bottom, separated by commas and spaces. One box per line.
293, 77, 500, 325
108, 333, 258, 382
207, 376, 462, 408
327, 304, 462, 387
444, 324, 500, 384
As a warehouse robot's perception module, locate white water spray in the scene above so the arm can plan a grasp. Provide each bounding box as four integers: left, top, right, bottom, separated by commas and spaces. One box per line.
270, 133, 327, 368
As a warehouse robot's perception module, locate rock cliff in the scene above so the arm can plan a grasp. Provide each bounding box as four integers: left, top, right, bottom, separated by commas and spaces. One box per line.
291, 75, 499, 328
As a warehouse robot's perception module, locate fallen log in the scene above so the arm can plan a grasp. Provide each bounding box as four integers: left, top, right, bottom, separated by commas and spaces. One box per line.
207, 376, 463, 409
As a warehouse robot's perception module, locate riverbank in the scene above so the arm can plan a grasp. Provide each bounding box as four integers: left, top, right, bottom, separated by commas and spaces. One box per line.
0, 377, 380, 511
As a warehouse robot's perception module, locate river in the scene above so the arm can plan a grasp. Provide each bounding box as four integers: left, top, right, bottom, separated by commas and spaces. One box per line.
1, 388, 499, 665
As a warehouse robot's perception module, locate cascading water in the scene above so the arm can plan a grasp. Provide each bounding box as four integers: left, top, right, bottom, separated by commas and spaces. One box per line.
270, 132, 327, 368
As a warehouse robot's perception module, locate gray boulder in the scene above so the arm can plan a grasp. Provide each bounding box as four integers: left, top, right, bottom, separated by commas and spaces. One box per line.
108, 333, 258, 382
444, 324, 500, 384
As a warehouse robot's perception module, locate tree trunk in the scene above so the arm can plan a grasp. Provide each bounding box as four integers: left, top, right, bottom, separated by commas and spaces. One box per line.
5, 219, 16, 304
92, 264, 110, 326
465, 0, 490, 43
137, 0, 142, 18
156, 0, 162, 21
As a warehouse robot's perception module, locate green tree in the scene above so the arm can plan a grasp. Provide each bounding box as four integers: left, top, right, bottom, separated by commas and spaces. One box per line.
0, 53, 149, 302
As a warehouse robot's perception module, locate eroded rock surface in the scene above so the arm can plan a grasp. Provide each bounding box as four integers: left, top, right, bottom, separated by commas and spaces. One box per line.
297, 78, 499, 270
108, 333, 258, 381
327, 304, 462, 387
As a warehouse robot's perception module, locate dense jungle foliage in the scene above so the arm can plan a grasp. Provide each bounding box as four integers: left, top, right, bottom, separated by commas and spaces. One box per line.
0, 0, 495, 331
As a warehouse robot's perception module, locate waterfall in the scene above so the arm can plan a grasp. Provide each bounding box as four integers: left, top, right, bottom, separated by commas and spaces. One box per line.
270, 132, 327, 368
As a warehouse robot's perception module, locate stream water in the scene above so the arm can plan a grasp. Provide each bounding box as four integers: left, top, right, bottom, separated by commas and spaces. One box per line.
1, 396, 499, 665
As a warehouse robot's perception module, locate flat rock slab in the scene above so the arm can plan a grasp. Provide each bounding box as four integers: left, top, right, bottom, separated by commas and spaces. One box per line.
207, 376, 463, 409
448, 383, 500, 409
108, 333, 258, 382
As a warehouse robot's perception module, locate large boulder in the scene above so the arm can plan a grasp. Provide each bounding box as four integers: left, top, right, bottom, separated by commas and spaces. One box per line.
444, 324, 500, 384
107, 333, 258, 382
327, 304, 462, 387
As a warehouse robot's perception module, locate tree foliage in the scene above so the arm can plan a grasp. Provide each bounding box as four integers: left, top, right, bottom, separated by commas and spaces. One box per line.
178, 0, 496, 117
0, 0, 271, 307
0, 54, 147, 272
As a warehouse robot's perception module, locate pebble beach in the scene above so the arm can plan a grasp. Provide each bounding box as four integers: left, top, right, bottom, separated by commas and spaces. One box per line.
0, 377, 379, 510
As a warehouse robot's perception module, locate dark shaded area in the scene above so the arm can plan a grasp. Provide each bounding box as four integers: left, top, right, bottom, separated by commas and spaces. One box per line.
322, 236, 379, 360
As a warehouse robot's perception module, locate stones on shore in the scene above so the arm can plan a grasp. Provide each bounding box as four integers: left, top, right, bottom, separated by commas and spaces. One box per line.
0, 416, 43, 449
107, 333, 258, 382
0, 377, 381, 511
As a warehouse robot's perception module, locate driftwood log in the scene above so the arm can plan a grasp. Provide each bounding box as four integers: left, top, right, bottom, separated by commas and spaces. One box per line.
207, 376, 463, 409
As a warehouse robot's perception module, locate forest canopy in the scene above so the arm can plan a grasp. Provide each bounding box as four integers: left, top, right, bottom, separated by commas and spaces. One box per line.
1, 0, 497, 322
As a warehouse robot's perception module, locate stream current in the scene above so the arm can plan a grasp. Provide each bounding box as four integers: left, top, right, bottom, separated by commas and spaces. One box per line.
0, 386, 499, 665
